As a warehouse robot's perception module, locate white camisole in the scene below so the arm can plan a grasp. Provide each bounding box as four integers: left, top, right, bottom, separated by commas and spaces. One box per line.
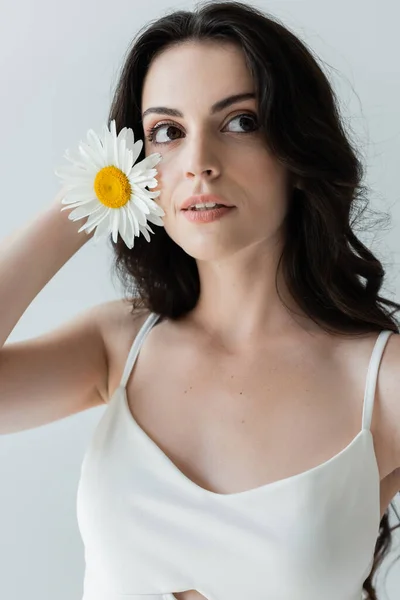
76, 312, 394, 600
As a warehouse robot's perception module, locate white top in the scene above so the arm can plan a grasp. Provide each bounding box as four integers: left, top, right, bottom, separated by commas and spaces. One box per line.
76, 312, 394, 600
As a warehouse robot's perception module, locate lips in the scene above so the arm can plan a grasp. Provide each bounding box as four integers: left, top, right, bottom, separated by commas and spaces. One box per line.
180, 194, 232, 211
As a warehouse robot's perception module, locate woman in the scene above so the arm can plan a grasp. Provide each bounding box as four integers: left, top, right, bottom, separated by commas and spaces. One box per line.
1, 2, 399, 599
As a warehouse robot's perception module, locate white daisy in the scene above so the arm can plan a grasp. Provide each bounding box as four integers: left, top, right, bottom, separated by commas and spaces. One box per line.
54, 120, 165, 249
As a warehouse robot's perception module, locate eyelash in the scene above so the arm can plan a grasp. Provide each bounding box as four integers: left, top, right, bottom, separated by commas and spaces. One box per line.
145, 112, 259, 146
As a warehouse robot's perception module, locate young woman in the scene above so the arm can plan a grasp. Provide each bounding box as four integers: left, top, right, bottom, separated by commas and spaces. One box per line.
1, 2, 399, 599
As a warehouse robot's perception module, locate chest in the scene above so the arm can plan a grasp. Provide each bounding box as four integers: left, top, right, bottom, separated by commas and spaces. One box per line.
112, 323, 375, 496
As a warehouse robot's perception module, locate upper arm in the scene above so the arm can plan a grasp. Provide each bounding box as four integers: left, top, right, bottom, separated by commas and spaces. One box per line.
0, 302, 111, 435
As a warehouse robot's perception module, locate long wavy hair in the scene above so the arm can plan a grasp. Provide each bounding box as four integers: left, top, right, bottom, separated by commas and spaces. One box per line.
106, 1, 400, 596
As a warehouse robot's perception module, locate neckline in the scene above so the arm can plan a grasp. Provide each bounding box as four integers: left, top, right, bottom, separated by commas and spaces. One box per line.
112, 385, 377, 500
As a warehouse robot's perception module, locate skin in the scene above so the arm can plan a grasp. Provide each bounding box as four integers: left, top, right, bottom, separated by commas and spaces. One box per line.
141, 40, 310, 351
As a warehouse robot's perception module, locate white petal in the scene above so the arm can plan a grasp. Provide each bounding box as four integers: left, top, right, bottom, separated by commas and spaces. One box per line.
151, 205, 165, 218
146, 198, 164, 213
127, 204, 139, 237
90, 212, 111, 236
146, 212, 165, 226
130, 172, 158, 185
126, 208, 135, 239
66, 187, 96, 201
143, 222, 155, 234
87, 129, 106, 162
130, 193, 150, 215
138, 167, 158, 179
111, 123, 120, 168
129, 201, 147, 227
119, 229, 133, 249
132, 187, 155, 206
145, 189, 161, 199
71, 145, 96, 171
65, 189, 96, 202
111, 209, 120, 243
129, 182, 151, 199
116, 137, 125, 171
124, 127, 134, 151
62, 181, 93, 191
67, 200, 102, 220
154, 206, 166, 218
78, 141, 105, 171
90, 218, 109, 245
131, 153, 161, 175
139, 225, 151, 243
125, 144, 143, 174
61, 194, 98, 208
92, 223, 106, 244
55, 174, 93, 188
64, 148, 87, 170
119, 139, 132, 176
124, 148, 134, 175
102, 123, 114, 165
54, 164, 91, 179
125, 129, 143, 162
119, 209, 135, 249
131, 188, 163, 216
117, 126, 127, 141
146, 180, 160, 190
119, 205, 127, 237
131, 139, 143, 164
78, 207, 109, 232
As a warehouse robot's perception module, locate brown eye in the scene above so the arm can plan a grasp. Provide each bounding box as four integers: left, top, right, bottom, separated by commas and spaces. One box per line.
225, 114, 258, 133
146, 123, 182, 145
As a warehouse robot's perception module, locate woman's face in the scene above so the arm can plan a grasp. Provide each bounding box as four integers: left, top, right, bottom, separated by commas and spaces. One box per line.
141, 40, 292, 261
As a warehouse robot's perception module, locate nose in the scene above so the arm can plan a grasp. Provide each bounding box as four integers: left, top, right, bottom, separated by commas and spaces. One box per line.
183, 132, 221, 182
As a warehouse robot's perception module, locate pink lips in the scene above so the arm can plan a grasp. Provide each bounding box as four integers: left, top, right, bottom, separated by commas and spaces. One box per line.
182, 205, 235, 224
180, 194, 232, 211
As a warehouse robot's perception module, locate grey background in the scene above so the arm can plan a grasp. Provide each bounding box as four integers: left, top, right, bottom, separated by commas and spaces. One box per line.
0, 0, 399, 598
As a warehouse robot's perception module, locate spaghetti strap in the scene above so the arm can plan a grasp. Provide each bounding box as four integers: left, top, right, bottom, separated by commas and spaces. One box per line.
361, 329, 394, 431
119, 312, 161, 389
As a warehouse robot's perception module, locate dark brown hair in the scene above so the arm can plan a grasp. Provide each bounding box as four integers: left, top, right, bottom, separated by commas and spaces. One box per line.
107, 1, 400, 596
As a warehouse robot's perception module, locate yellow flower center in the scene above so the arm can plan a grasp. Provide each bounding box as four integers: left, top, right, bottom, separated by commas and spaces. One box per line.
94, 166, 132, 209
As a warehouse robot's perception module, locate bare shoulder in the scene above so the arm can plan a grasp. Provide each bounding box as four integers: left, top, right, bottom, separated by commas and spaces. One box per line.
332, 328, 400, 480
93, 298, 152, 402
372, 330, 400, 473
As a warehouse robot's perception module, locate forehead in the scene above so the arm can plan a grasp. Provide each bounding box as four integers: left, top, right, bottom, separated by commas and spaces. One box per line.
141, 41, 254, 112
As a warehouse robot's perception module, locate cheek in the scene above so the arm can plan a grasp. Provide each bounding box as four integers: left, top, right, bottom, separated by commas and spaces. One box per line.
244, 152, 288, 195
241, 147, 274, 177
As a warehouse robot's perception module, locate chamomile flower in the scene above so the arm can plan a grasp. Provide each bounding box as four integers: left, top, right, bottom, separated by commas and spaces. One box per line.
54, 120, 165, 249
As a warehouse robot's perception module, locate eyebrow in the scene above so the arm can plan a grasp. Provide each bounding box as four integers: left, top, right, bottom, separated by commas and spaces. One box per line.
141, 92, 256, 121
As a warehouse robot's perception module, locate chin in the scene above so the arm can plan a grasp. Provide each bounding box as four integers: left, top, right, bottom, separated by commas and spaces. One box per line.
164, 226, 243, 261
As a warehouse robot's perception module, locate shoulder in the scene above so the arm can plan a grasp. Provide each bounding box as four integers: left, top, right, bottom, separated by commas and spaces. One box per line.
94, 298, 151, 335
92, 298, 153, 402
370, 330, 400, 474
